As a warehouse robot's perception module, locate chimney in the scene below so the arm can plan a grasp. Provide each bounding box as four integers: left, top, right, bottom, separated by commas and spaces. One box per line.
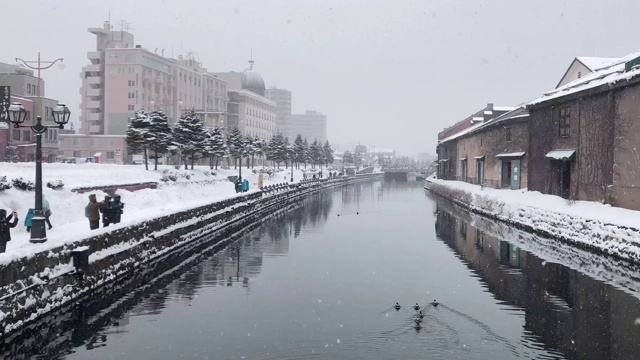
486, 103, 494, 111
135, 45, 141, 48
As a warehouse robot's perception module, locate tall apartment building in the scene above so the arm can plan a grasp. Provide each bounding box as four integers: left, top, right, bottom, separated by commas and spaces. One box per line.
0, 62, 61, 162
290, 110, 327, 144
265, 87, 292, 138
73, 21, 228, 163
213, 61, 276, 140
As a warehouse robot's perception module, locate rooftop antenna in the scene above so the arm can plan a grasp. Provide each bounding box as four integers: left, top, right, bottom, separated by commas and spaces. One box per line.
249, 48, 254, 70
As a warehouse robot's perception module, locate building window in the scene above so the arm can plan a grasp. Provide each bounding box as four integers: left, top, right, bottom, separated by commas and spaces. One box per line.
107, 151, 115, 160
13, 130, 20, 141
577, 71, 582, 78
23, 131, 31, 142
107, 138, 115, 146
128, 104, 135, 111
73, 138, 83, 146
128, 92, 135, 99
73, 151, 82, 158
505, 127, 512, 142
480, 134, 484, 147
90, 138, 97, 147
27, 84, 31, 95
559, 107, 571, 137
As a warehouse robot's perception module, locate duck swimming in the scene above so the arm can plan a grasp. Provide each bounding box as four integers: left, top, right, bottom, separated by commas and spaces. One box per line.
432, 299, 439, 307
413, 317, 422, 324
417, 311, 424, 319
394, 302, 401, 310
412, 303, 420, 311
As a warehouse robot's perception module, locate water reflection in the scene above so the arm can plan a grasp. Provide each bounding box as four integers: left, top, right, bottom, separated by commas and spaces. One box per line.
0, 191, 334, 360
434, 198, 640, 360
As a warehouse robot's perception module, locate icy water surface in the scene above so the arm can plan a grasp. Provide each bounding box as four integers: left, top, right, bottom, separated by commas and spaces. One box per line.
8, 180, 640, 359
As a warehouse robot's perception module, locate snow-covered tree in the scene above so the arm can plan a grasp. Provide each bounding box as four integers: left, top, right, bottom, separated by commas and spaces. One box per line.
267, 133, 287, 168
203, 127, 226, 169
125, 110, 151, 170
5, 140, 19, 163
146, 110, 172, 170
253, 137, 266, 168
354, 151, 363, 170
293, 134, 305, 168
323, 141, 334, 168
343, 150, 354, 166
226, 128, 244, 169
309, 139, 323, 169
172, 109, 206, 169
302, 138, 311, 168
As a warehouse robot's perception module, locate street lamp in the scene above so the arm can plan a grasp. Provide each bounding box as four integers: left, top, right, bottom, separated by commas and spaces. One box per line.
287, 145, 294, 183
15, 53, 64, 119
8, 102, 70, 243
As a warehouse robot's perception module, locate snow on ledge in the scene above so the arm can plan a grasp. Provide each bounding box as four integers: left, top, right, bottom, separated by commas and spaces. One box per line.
425, 178, 640, 263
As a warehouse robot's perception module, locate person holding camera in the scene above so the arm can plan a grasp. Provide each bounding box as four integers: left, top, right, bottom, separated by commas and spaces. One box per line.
0, 209, 19, 253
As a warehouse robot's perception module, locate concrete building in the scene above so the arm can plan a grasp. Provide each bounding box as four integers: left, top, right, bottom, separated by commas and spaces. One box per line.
436, 104, 515, 182
214, 61, 276, 139
0, 63, 61, 161
290, 110, 327, 144
265, 87, 292, 137
77, 21, 229, 163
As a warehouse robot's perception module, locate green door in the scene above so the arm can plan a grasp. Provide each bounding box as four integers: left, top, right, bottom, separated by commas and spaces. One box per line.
510, 159, 521, 189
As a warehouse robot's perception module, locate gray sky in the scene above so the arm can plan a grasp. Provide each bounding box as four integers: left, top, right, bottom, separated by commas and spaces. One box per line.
3, 0, 639, 155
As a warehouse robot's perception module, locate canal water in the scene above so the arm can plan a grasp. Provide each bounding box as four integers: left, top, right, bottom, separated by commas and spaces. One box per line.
10, 180, 640, 359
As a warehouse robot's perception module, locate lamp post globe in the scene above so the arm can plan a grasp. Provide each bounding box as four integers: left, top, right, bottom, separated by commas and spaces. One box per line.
52, 103, 70, 128
7, 102, 27, 126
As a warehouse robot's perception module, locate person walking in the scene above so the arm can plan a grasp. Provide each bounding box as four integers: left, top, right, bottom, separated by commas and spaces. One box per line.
42, 195, 52, 230
85, 194, 103, 230
0, 209, 19, 253
24, 208, 35, 232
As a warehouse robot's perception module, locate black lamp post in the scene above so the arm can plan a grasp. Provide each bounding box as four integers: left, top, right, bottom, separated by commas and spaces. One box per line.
8, 102, 70, 243
287, 145, 294, 183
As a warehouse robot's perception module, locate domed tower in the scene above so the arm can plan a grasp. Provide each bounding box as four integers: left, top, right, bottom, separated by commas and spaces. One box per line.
241, 60, 266, 96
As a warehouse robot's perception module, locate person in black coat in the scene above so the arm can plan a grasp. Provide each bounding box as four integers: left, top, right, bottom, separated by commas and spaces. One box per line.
0, 209, 19, 253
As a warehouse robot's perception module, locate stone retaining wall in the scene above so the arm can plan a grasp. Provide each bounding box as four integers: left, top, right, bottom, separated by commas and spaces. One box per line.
0, 173, 381, 336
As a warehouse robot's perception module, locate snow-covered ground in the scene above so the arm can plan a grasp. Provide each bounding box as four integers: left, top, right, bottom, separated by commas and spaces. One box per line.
425, 176, 640, 263
0, 162, 320, 264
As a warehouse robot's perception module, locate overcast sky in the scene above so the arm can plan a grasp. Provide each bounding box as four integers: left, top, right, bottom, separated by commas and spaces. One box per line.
3, 0, 639, 155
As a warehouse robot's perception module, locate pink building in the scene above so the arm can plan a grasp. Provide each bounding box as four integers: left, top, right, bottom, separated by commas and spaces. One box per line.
58, 134, 127, 164
0, 96, 39, 162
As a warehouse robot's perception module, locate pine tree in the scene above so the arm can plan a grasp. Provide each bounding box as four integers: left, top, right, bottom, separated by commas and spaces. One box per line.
125, 110, 152, 170
146, 110, 172, 170
267, 133, 287, 168
293, 134, 305, 168
226, 127, 244, 169
172, 109, 206, 170
302, 138, 310, 169
249, 136, 261, 168
203, 127, 226, 169
343, 150, 354, 167
309, 139, 323, 169
354, 151, 363, 171
323, 140, 334, 168
283, 137, 291, 168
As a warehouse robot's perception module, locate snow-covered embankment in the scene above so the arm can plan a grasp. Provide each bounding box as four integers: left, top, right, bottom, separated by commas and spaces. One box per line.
425, 177, 640, 264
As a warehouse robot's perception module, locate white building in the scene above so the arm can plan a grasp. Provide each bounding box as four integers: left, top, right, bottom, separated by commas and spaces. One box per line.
290, 110, 327, 144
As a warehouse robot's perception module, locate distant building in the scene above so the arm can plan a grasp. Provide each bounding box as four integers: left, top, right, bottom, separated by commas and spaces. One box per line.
213, 61, 276, 139
81, 21, 219, 135
265, 87, 292, 138
0, 62, 60, 162
58, 134, 127, 164
290, 110, 327, 144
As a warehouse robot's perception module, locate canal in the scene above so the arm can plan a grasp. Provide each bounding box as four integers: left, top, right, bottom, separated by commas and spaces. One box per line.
7, 180, 640, 359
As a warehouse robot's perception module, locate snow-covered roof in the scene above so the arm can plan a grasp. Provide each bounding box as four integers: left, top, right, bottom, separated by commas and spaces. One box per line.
496, 152, 525, 158
368, 148, 395, 154
576, 56, 619, 71
438, 106, 529, 145
530, 50, 640, 106
545, 149, 575, 160
474, 155, 485, 159
493, 106, 516, 112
